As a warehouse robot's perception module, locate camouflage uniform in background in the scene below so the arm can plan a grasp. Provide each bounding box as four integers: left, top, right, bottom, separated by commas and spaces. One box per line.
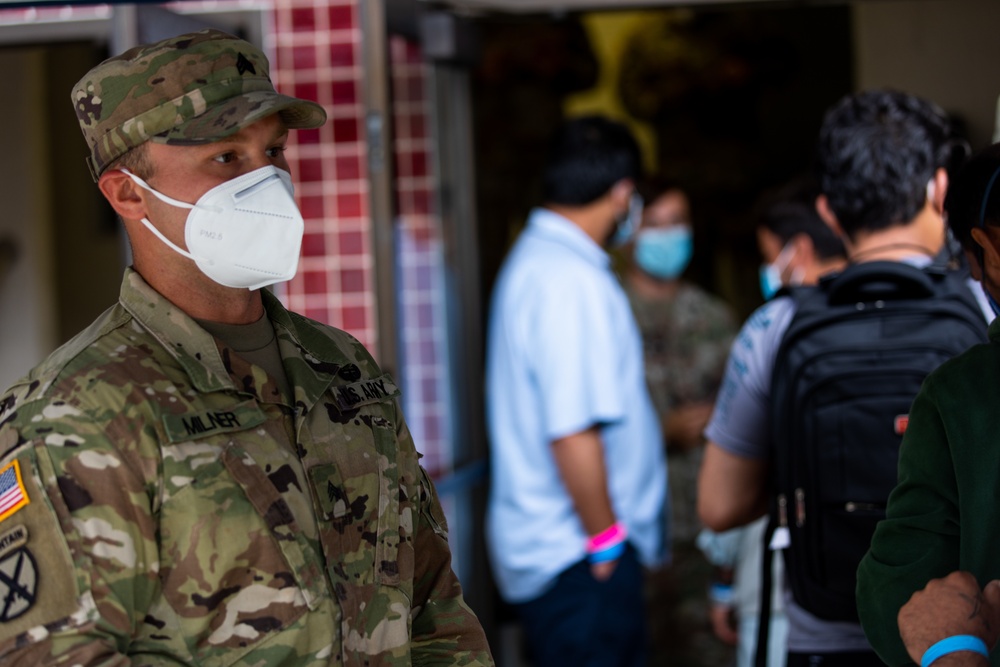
0, 269, 493, 666
626, 281, 737, 667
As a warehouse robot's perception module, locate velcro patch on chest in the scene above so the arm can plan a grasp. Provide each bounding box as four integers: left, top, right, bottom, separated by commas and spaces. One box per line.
162, 400, 268, 443
331, 374, 400, 412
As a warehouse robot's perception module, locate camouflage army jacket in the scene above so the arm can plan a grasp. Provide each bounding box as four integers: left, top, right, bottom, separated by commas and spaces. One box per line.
0, 269, 493, 666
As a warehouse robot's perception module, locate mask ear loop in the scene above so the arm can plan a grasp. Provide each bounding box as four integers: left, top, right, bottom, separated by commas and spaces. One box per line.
976, 165, 1000, 271
120, 168, 205, 264
773, 239, 797, 275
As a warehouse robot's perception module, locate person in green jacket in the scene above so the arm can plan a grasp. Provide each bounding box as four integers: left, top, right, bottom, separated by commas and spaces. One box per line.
897, 571, 1000, 667
855, 143, 1000, 667
0, 29, 493, 666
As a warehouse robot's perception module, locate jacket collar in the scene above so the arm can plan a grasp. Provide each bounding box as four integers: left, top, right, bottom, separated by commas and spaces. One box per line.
118, 268, 348, 411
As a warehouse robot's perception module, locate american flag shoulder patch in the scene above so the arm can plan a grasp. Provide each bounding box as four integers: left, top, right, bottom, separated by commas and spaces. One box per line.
0, 460, 29, 522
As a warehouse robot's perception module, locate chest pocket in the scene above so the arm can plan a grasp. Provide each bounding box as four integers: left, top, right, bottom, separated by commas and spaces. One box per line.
307, 411, 418, 664
157, 411, 325, 666
308, 414, 414, 589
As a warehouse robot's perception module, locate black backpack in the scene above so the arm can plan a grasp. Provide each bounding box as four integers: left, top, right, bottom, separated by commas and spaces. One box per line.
767, 260, 987, 622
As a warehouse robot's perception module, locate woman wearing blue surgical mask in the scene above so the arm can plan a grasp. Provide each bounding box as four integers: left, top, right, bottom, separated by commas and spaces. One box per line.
622, 184, 740, 667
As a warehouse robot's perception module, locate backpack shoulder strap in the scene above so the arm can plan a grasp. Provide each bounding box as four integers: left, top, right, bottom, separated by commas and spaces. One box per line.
823, 260, 935, 304
754, 515, 777, 667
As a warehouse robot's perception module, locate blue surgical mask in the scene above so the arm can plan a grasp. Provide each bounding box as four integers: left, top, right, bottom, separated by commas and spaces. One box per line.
759, 264, 783, 301
611, 193, 644, 247
759, 242, 800, 301
635, 226, 693, 280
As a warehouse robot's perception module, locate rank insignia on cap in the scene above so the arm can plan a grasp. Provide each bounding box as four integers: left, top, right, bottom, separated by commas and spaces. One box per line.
0, 461, 29, 523
0, 547, 37, 622
236, 52, 256, 75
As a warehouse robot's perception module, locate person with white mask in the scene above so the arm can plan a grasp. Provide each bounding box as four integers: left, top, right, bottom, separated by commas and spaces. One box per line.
621, 182, 738, 667
0, 29, 493, 666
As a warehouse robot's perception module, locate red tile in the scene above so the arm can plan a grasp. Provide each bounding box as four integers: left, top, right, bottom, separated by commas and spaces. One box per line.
335, 155, 361, 180
337, 193, 363, 218
301, 232, 326, 257
304, 306, 330, 324
329, 42, 355, 68
421, 377, 439, 402
409, 114, 427, 140
423, 416, 441, 441
297, 158, 324, 183
342, 306, 367, 332
408, 77, 425, 104
291, 7, 316, 32
303, 270, 327, 294
332, 118, 359, 143
412, 190, 432, 215
328, 5, 355, 30
411, 151, 429, 178
292, 45, 317, 69
340, 268, 366, 293
416, 303, 434, 328
294, 82, 320, 104
298, 195, 325, 219
294, 126, 322, 146
339, 230, 364, 255
331, 80, 357, 105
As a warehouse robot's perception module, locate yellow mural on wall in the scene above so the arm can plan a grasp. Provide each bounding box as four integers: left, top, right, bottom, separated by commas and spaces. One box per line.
564, 11, 658, 173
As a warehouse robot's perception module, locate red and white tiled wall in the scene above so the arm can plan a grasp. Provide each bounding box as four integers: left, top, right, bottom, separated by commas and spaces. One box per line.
387, 34, 452, 479
271, 0, 378, 354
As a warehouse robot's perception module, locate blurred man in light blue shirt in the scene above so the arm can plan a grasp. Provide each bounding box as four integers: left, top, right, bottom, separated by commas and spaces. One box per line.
485, 116, 668, 667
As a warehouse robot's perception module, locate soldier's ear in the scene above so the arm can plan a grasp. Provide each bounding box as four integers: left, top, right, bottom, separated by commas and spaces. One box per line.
790, 232, 816, 265
815, 195, 843, 237
99, 170, 146, 222
971, 226, 1000, 270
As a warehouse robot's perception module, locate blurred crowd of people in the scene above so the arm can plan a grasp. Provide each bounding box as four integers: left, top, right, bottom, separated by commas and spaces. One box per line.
484, 86, 1000, 667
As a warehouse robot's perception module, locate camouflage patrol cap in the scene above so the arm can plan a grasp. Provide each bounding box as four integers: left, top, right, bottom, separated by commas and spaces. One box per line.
72, 29, 327, 179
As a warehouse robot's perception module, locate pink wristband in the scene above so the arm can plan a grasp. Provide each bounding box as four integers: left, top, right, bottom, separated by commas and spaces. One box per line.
587, 522, 627, 553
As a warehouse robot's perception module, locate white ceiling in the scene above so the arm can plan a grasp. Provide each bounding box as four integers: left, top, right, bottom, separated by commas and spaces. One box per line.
421, 0, 793, 14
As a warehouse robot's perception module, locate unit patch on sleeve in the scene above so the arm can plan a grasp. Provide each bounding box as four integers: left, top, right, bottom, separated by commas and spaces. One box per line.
0, 461, 29, 523
0, 547, 37, 622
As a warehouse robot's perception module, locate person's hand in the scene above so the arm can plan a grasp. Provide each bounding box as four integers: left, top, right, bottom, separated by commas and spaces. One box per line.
899, 571, 1000, 665
666, 402, 714, 451
709, 604, 739, 645
590, 559, 618, 581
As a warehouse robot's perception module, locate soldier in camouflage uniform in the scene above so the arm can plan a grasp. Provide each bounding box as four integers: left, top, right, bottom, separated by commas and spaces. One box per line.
622, 185, 737, 667
0, 29, 493, 666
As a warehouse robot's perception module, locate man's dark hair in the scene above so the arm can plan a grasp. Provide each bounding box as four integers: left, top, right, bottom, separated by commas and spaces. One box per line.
542, 115, 642, 206
945, 142, 1000, 257
762, 178, 846, 261
816, 89, 951, 240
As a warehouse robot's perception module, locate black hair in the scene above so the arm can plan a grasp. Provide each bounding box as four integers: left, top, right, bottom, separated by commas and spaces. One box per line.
944, 142, 1000, 263
760, 177, 846, 261
637, 176, 683, 205
816, 89, 951, 240
541, 115, 642, 206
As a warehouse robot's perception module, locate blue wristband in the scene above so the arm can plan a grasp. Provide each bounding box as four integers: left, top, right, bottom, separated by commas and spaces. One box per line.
709, 583, 734, 606
921, 635, 990, 667
588, 540, 626, 564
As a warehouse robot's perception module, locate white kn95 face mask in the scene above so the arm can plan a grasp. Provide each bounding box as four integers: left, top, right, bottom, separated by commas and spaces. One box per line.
122, 166, 304, 290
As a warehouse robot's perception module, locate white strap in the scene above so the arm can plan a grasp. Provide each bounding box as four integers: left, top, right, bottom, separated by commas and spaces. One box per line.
120, 168, 197, 210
